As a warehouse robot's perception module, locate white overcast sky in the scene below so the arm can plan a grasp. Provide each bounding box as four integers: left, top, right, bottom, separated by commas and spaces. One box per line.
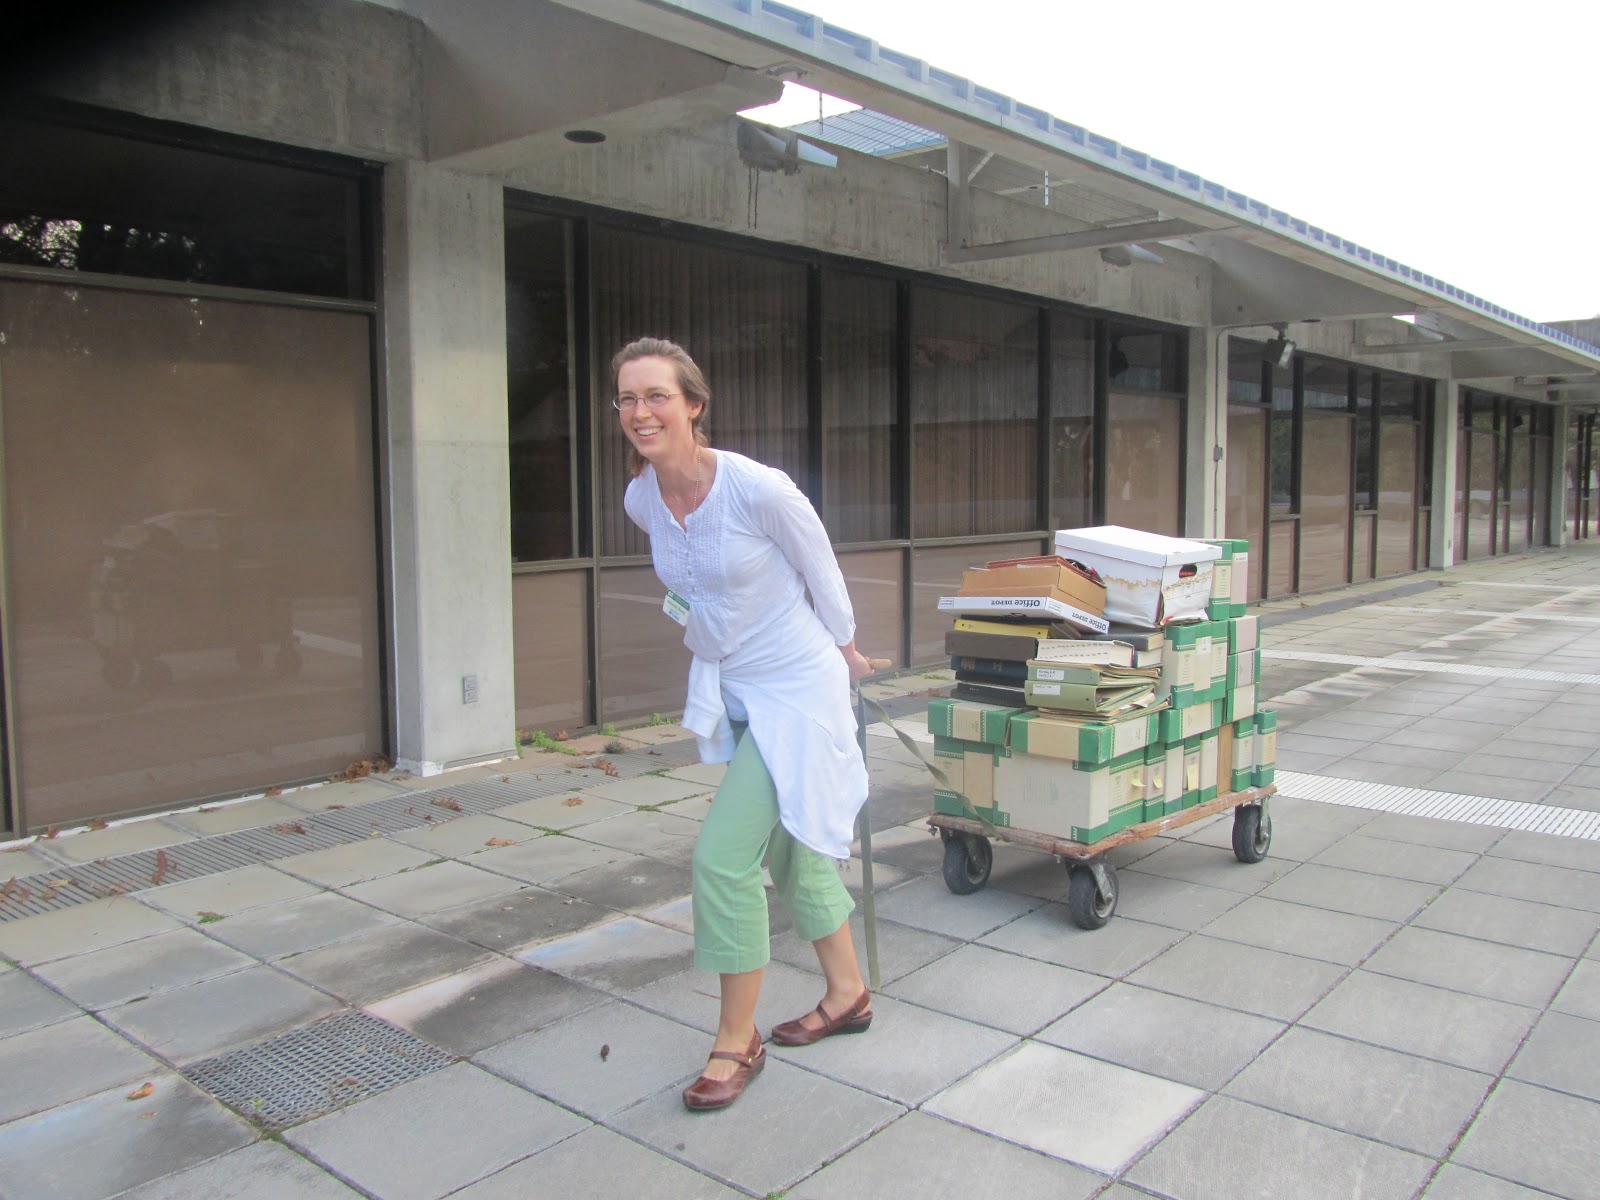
740, 0, 1599, 324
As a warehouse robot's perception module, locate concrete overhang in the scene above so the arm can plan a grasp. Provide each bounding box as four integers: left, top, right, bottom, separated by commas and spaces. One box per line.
547, 0, 1600, 388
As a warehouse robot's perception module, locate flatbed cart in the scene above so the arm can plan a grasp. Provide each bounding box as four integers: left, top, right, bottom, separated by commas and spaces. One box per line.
929, 784, 1276, 930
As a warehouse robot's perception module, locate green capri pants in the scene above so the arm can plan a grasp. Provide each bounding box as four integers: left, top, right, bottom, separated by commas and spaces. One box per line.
692, 726, 856, 974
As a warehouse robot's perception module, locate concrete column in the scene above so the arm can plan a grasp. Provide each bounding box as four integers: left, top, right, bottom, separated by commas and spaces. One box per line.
1429, 381, 1460, 569
1185, 329, 1225, 538
382, 161, 516, 774
1547, 406, 1570, 547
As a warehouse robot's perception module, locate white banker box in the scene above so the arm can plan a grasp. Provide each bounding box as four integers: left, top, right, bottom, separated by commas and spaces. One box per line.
1054, 526, 1222, 628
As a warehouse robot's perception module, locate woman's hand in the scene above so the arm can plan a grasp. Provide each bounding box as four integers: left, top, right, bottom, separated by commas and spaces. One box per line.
839, 640, 875, 683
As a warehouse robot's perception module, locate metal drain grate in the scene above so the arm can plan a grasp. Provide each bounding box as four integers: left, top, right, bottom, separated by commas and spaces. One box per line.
184, 1009, 453, 1128
1279, 771, 1600, 840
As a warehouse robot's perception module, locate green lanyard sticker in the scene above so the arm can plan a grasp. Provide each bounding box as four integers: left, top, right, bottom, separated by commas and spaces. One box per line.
663, 589, 690, 626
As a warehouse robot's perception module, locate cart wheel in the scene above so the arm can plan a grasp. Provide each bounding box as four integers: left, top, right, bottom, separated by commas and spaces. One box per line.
942, 834, 992, 895
1067, 862, 1117, 930
1232, 804, 1272, 864
102, 655, 136, 690
235, 643, 264, 670
274, 644, 302, 678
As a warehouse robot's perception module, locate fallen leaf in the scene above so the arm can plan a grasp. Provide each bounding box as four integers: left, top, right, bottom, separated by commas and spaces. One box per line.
40, 826, 60, 840
561, 797, 583, 808
271, 822, 308, 836
598, 759, 620, 778
555, 730, 570, 742
325, 804, 346, 810
150, 850, 171, 887
138, 1111, 157, 1120
197, 806, 219, 814
0, 877, 15, 900
500, 776, 510, 783
485, 837, 517, 847
126, 1082, 154, 1101
264, 786, 283, 798
36, 884, 61, 903
599, 1044, 610, 1062
98, 883, 124, 897
86, 818, 109, 832
430, 797, 464, 813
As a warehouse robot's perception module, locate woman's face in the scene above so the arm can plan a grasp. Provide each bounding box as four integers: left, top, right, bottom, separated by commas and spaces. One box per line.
617, 355, 703, 465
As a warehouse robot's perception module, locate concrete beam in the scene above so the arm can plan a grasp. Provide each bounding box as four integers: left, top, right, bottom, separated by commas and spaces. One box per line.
1352, 337, 1509, 357
945, 218, 1209, 265
1187, 329, 1224, 538
1201, 234, 1413, 327
406, 0, 780, 172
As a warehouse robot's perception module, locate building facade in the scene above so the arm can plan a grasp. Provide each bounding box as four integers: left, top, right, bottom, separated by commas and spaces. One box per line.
1, 0, 1596, 834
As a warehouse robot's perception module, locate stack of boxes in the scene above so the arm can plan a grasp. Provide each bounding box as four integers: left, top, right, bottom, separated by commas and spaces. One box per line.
929, 526, 1277, 847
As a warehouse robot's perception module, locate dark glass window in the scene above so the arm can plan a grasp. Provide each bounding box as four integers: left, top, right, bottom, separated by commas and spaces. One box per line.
1354, 371, 1376, 510
1108, 326, 1184, 393
1228, 339, 1266, 405
1270, 360, 1295, 512
821, 271, 897, 542
1048, 312, 1094, 531
0, 114, 370, 299
1302, 358, 1353, 411
505, 211, 575, 562
911, 287, 1038, 538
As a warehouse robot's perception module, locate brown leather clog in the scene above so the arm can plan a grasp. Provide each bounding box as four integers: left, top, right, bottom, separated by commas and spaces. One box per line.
769, 989, 872, 1047
681, 1029, 765, 1112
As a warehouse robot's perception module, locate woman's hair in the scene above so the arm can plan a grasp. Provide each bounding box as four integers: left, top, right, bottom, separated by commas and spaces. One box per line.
611, 336, 711, 479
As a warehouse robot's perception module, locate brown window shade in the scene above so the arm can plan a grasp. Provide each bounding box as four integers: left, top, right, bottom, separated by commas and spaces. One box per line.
821, 271, 897, 543
0, 280, 382, 828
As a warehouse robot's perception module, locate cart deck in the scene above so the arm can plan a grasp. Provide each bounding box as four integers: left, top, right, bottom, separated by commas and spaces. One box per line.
929, 784, 1276, 929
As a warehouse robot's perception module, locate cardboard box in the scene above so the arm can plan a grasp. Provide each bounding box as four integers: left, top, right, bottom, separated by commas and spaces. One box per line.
1142, 745, 1168, 822
1226, 650, 1258, 689
932, 739, 1000, 821
1202, 539, 1249, 619
1162, 699, 1224, 742
1190, 731, 1220, 805
926, 698, 1019, 747
959, 557, 1107, 616
1254, 708, 1277, 787
1229, 719, 1257, 792
1008, 707, 1164, 764
1227, 614, 1259, 655
1161, 741, 1186, 815
991, 748, 1146, 844
1053, 526, 1222, 628
1225, 682, 1258, 724
1210, 637, 1230, 686
938, 594, 1110, 634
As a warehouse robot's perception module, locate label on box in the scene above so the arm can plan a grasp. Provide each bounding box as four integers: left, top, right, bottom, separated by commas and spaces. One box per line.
1210, 560, 1233, 600
939, 595, 1110, 634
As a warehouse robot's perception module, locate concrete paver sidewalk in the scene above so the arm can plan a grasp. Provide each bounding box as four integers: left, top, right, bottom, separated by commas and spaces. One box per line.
2, 542, 1600, 1198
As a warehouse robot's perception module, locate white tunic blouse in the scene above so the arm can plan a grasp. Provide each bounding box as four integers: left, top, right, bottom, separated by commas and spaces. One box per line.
624, 450, 869, 859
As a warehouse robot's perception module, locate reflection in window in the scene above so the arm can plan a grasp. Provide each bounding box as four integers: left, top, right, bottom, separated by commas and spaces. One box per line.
0, 114, 369, 299
911, 287, 1038, 538
592, 229, 808, 557
822, 271, 897, 542
1108, 326, 1183, 393
1049, 313, 1094, 532
506, 212, 574, 562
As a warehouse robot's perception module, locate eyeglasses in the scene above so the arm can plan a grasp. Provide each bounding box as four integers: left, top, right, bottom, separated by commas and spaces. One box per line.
612, 391, 681, 411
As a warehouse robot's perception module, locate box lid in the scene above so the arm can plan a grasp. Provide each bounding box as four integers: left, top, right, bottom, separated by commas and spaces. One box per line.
1054, 525, 1223, 569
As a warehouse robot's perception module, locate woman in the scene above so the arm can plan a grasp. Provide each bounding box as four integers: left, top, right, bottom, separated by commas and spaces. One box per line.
615, 336, 875, 1113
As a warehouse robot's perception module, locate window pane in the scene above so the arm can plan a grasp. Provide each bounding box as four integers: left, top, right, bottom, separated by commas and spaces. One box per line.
1303, 359, 1351, 411
1468, 427, 1498, 558
506, 212, 574, 562
910, 539, 1044, 666
1300, 409, 1352, 591
1049, 313, 1094, 532
1227, 404, 1267, 599
1269, 518, 1297, 597
1270, 361, 1295, 512
1376, 418, 1417, 576
0, 281, 383, 828
1109, 327, 1183, 393
593, 229, 808, 556
1105, 392, 1182, 536
513, 570, 588, 733
598, 565, 689, 724
0, 114, 369, 299
1354, 372, 1375, 510
1227, 339, 1265, 405
821, 271, 896, 542
839, 549, 903, 668
911, 288, 1039, 537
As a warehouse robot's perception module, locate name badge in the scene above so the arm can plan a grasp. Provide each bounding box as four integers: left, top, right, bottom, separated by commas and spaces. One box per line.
663, 589, 690, 626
